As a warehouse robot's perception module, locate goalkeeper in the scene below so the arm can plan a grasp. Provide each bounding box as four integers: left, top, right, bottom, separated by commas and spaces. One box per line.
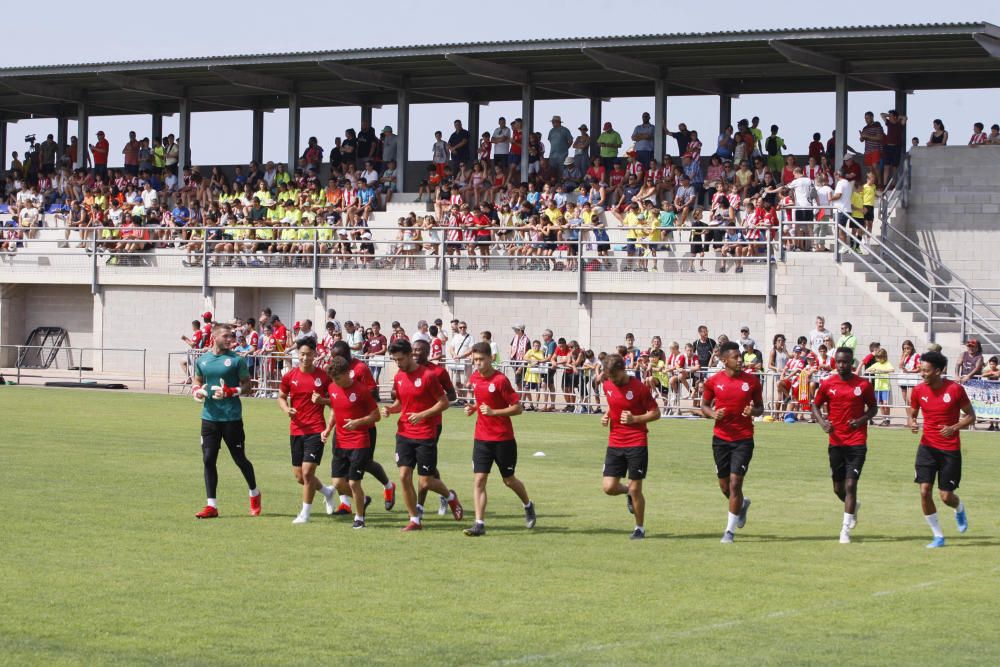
191, 322, 261, 519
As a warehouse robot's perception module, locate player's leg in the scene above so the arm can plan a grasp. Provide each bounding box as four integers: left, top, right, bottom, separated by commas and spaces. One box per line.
348, 448, 369, 528
220, 421, 260, 515
464, 472, 490, 537
937, 450, 966, 533
916, 446, 946, 546
628, 479, 645, 538
497, 439, 535, 528
602, 447, 634, 529
364, 427, 395, 510
417, 441, 463, 520
197, 420, 223, 518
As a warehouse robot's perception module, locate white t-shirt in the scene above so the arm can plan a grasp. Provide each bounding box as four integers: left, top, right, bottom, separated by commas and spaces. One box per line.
362, 169, 379, 185
808, 328, 829, 351
142, 189, 159, 209
448, 333, 473, 360
833, 179, 853, 214
788, 177, 814, 207
412, 332, 431, 344
492, 127, 512, 155
814, 184, 833, 208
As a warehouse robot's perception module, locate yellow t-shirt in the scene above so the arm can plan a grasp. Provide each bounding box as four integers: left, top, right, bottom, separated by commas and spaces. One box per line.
868, 361, 894, 392
523, 349, 546, 384
862, 183, 877, 207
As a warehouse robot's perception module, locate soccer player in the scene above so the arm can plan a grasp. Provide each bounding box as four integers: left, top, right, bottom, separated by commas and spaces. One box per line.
412, 338, 458, 517
700, 341, 764, 543
381, 340, 463, 531
906, 351, 975, 548
192, 323, 261, 518
462, 342, 536, 536
328, 341, 396, 512
278, 339, 338, 524
321, 357, 382, 529
811, 347, 878, 543
600, 353, 660, 539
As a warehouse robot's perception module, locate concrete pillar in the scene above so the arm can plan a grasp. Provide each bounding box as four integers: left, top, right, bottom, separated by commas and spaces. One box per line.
894, 89, 908, 148
287, 93, 300, 171
653, 80, 667, 161
396, 89, 409, 192
251, 108, 264, 164
360, 105, 373, 128
92, 289, 104, 372
0, 121, 7, 172
834, 75, 848, 166
57, 117, 68, 157
76, 102, 89, 170
589, 97, 601, 159
719, 95, 732, 133
521, 84, 534, 180
177, 97, 191, 174
578, 299, 592, 350
151, 113, 162, 142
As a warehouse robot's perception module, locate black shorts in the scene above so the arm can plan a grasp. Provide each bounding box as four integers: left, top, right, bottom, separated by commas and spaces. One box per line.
331, 447, 372, 481
603, 446, 648, 480
883, 144, 901, 167
473, 439, 518, 477
330, 427, 378, 475
201, 419, 245, 452
712, 436, 754, 478
863, 205, 875, 223
396, 435, 438, 476
795, 209, 814, 222
290, 433, 325, 466
828, 444, 867, 481
561, 372, 578, 391
914, 445, 962, 492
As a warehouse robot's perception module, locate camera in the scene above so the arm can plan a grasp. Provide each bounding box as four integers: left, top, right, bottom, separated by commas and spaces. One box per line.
24, 134, 36, 145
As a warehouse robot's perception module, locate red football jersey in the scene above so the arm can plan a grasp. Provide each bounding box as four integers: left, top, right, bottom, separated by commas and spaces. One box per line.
702, 370, 762, 442
469, 370, 519, 442
430, 337, 444, 360
393, 365, 445, 440
279, 367, 330, 435
348, 357, 378, 393
424, 361, 456, 396
814, 373, 876, 446
602, 377, 658, 448
327, 379, 378, 449
910, 380, 970, 451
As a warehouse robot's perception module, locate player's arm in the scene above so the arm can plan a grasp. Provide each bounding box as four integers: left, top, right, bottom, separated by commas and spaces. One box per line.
854, 392, 879, 429
409, 392, 449, 424
700, 386, 722, 420
277, 389, 296, 416
745, 394, 765, 418
380, 398, 402, 418
810, 389, 832, 433
312, 390, 330, 406
480, 397, 523, 418
621, 405, 660, 426
906, 402, 920, 433
941, 401, 976, 437
344, 406, 381, 431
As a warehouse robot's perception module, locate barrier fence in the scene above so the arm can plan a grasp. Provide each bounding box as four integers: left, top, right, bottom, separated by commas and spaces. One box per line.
1, 344, 147, 389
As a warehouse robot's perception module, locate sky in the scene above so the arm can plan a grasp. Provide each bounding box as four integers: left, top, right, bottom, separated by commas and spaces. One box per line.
3, 0, 999, 169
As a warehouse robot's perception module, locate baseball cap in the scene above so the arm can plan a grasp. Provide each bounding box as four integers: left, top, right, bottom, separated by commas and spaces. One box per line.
793, 345, 803, 352
201, 311, 213, 320
294, 321, 301, 329
967, 338, 979, 345
382, 126, 392, 133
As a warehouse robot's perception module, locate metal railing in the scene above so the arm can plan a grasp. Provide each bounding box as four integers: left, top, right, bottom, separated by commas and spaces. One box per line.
1, 344, 147, 389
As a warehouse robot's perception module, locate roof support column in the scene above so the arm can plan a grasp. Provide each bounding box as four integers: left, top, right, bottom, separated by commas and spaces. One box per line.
57, 116, 68, 159
589, 96, 601, 160
468, 100, 480, 165
251, 108, 264, 165
894, 89, 908, 149
834, 74, 848, 169
719, 94, 732, 133
396, 88, 409, 192
520, 84, 534, 182
0, 121, 7, 172
360, 105, 373, 129
287, 93, 300, 171
653, 80, 667, 162
178, 97, 191, 174
151, 113, 163, 143
76, 101, 89, 171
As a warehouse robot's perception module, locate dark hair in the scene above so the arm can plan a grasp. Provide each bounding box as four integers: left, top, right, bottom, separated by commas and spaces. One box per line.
719, 341, 740, 356
812, 132, 821, 141
471, 341, 492, 356
429, 325, 439, 336
921, 350, 947, 371
835, 346, 854, 359
388, 340, 412, 355
841, 321, 852, 331
329, 356, 349, 377
989, 356, 999, 365
331, 340, 351, 359
603, 353, 625, 374
296, 337, 316, 351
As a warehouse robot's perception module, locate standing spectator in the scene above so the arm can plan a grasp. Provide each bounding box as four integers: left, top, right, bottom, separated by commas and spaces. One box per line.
412, 320, 431, 344
509, 324, 529, 390
38, 134, 58, 175
447, 320, 474, 399
302, 136, 324, 172
764, 125, 786, 176
666, 122, 691, 157
858, 111, 885, 185
122, 131, 140, 177
163, 134, 179, 174
880, 109, 907, 186
90, 131, 110, 180
926, 119, 948, 147
448, 120, 471, 173
631, 112, 655, 167
989, 124, 1000, 145
898, 340, 921, 406
597, 122, 623, 175
808, 316, 831, 352
868, 348, 894, 426
547, 116, 573, 178
831, 170, 856, 245
808, 133, 824, 161
431, 130, 448, 178
380, 127, 398, 170
356, 120, 377, 167
344, 320, 364, 355
491, 117, 511, 170
955, 339, 984, 384
692, 325, 716, 371
968, 122, 988, 146
571, 124, 591, 178
836, 321, 857, 352
737, 326, 756, 351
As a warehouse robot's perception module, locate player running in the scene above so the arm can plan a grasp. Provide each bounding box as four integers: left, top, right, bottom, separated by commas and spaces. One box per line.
381, 340, 463, 531
412, 338, 459, 518
277, 339, 340, 524
321, 357, 382, 529
328, 341, 397, 512
192, 323, 261, 519
906, 350, 975, 548
811, 347, 878, 543
600, 353, 660, 539
462, 342, 536, 536
701, 341, 764, 544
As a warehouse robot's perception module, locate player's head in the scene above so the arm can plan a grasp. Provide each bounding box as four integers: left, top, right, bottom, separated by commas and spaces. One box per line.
212, 323, 235, 350
471, 341, 493, 373
297, 338, 317, 367
603, 353, 628, 386
329, 356, 352, 388
920, 350, 948, 384
412, 338, 430, 365
389, 339, 415, 371
834, 347, 854, 377
330, 340, 351, 361
719, 341, 742, 371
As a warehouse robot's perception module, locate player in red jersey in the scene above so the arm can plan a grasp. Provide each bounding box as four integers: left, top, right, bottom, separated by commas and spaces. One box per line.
278, 340, 339, 524
328, 341, 396, 512
320, 357, 382, 529
381, 340, 463, 531
600, 353, 660, 539
412, 339, 458, 517
906, 351, 975, 548
462, 342, 535, 536
701, 341, 764, 544
812, 347, 878, 543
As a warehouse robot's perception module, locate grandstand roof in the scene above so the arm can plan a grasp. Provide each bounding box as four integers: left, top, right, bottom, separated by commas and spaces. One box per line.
1, 22, 999, 119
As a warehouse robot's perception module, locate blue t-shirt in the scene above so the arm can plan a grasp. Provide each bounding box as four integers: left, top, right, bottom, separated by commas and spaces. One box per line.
171, 206, 190, 226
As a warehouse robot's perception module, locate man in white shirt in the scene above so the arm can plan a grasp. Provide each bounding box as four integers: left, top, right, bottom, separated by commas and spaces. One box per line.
361, 162, 379, 186
808, 316, 830, 352
447, 320, 474, 400
344, 320, 364, 355
787, 167, 816, 251
412, 320, 432, 344
813, 176, 834, 252
491, 117, 512, 169
325, 309, 342, 334
831, 170, 856, 248
141, 182, 159, 209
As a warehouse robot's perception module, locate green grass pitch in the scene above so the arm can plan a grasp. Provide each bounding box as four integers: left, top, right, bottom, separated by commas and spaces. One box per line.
2, 386, 998, 665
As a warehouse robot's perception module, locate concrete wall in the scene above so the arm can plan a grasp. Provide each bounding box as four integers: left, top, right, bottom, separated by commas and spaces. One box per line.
902, 146, 1000, 290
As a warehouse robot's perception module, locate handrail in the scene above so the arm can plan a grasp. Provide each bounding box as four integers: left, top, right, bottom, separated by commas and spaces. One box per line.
878, 151, 910, 236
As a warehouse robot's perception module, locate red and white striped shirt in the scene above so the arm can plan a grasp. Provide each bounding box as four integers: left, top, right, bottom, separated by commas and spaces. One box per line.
970, 132, 988, 145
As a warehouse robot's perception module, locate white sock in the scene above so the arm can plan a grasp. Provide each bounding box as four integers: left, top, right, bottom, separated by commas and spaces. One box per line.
416, 503, 424, 513
925, 513, 944, 538
354, 514, 364, 522
635, 525, 645, 533
726, 512, 739, 534
447, 491, 456, 501
319, 485, 334, 499
410, 516, 421, 525
955, 502, 965, 514
249, 488, 260, 498
475, 519, 485, 526
207, 498, 217, 508
301, 502, 311, 517
524, 501, 532, 509
384, 482, 394, 490
843, 512, 853, 528
339, 494, 351, 506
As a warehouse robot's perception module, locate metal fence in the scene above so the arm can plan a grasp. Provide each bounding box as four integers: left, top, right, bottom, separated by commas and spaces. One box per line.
1, 344, 147, 389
